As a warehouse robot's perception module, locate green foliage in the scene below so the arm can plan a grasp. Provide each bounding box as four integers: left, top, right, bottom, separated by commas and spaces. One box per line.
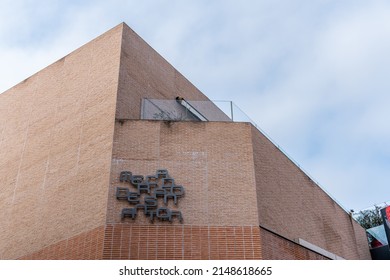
354, 206, 384, 230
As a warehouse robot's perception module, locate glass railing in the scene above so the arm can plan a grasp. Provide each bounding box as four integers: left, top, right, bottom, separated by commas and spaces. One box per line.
141, 98, 259, 125
141, 98, 231, 122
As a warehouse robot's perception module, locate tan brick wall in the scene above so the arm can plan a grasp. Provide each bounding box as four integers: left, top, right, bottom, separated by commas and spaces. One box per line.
251, 126, 371, 259
103, 224, 261, 260
351, 216, 372, 259
18, 226, 105, 260
115, 24, 210, 120
107, 120, 259, 226
0, 24, 122, 259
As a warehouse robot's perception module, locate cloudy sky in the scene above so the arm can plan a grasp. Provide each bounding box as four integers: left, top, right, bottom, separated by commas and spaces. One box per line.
1, 0, 389, 212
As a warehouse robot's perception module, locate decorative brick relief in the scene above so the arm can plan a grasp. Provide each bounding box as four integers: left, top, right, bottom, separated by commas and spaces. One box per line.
116, 169, 185, 223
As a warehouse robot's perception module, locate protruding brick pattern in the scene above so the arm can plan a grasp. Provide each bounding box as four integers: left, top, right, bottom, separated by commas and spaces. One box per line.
102, 224, 262, 260
260, 227, 329, 260
18, 226, 105, 260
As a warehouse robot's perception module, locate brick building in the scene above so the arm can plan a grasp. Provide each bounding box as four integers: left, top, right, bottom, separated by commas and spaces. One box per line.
0, 23, 370, 260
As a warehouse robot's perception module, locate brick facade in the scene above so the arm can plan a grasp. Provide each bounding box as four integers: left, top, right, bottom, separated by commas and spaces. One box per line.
18, 226, 105, 260
107, 120, 259, 226
0, 24, 122, 259
0, 23, 371, 259
251, 126, 371, 259
259, 227, 329, 260
103, 225, 261, 260
18, 224, 332, 260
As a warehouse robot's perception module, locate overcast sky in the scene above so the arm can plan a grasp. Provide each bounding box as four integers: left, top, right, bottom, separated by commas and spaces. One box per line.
1, 0, 389, 212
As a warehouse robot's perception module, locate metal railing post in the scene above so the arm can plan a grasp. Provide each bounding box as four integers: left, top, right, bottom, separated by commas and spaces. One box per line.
230, 101, 234, 121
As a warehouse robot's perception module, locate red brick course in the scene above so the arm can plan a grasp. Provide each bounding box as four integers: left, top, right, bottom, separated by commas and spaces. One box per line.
102, 224, 262, 260
19, 224, 335, 260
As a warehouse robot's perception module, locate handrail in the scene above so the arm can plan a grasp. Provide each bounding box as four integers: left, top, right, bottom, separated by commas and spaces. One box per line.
175, 97, 208, 121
